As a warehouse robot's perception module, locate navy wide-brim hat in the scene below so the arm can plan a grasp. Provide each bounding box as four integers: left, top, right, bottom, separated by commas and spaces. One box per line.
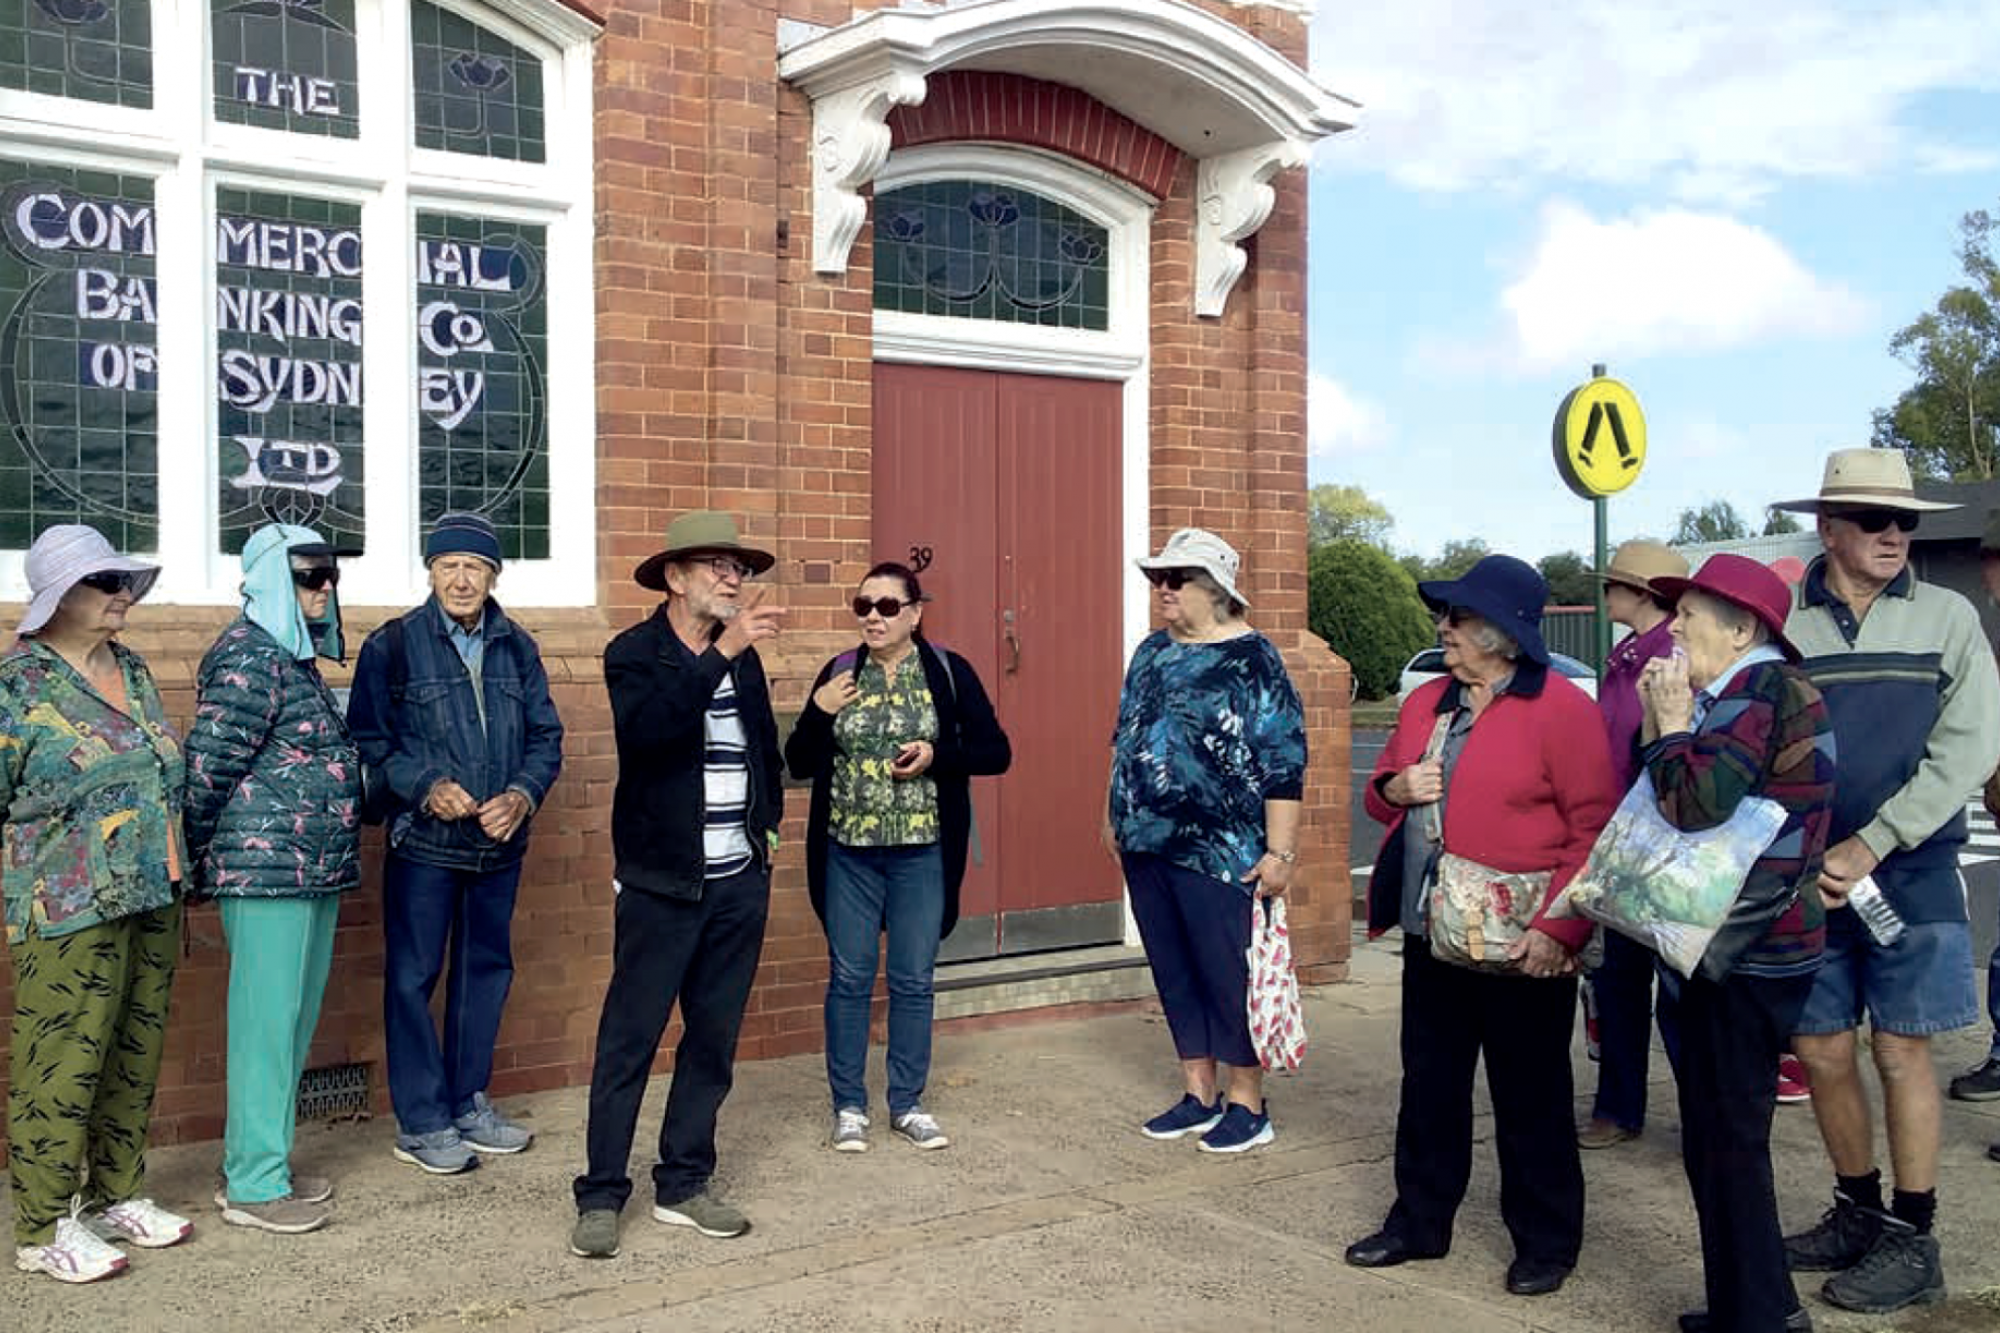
1418, 554, 1550, 666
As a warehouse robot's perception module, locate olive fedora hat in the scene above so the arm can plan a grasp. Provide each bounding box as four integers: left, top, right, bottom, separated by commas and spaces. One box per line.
633, 511, 775, 591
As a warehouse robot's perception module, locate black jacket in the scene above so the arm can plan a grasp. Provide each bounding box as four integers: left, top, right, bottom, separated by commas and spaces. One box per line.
786, 639, 1011, 938
605, 605, 783, 900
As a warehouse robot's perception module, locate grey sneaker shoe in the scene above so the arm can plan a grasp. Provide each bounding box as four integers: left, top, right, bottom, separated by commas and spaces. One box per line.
1948, 1056, 2000, 1101
892, 1108, 950, 1150
392, 1128, 480, 1175
652, 1192, 750, 1238
1820, 1220, 1946, 1314
832, 1107, 870, 1153
214, 1172, 332, 1209
569, 1209, 620, 1259
219, 1195, 330, 1235
454, 1093, 534, 1154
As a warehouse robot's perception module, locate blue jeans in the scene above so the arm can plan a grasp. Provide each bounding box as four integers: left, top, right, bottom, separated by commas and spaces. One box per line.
823, 842, 944, 1117
382, 853, 523, 1135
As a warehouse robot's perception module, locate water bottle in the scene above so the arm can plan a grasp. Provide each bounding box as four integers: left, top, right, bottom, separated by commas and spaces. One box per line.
1845, 874, 1906, 947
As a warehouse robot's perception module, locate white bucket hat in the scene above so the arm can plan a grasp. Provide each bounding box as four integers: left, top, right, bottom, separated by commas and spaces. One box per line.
17, 524, 160, 636
1134, 527, 1250, 608
1771, 447, 1959, 514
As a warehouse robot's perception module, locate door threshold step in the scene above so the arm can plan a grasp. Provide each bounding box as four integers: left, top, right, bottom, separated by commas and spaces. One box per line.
935, 943, 1148, 991
933, 944, 1153, 1022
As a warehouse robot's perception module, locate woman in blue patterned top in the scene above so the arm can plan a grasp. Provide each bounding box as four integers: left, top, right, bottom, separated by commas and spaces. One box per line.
1105, 528, 1306, 1154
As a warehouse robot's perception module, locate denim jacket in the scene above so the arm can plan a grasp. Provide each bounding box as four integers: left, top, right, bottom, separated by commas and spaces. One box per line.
346, 596, 564, 872
0, 639, 185, 943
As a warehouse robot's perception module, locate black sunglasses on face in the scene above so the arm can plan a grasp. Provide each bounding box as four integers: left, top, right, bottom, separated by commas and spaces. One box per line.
1144, 568, 1200, 590
291, 566, 340, 591
1834, 508, 1919, 535
1440, 606, 1479, 628
78, 571, 137, 595
853, 596, 910, 619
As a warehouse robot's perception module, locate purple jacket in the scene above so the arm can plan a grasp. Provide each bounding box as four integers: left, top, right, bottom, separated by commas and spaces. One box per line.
1598, 618, 1677, 792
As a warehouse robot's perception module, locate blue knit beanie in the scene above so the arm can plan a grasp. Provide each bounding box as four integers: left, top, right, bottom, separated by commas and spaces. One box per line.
424, 511, 502, 569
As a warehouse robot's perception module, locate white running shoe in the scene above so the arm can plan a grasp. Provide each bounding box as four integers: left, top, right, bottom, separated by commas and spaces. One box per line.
17, 1208, 129, 1283
89, 1197, 193, 1249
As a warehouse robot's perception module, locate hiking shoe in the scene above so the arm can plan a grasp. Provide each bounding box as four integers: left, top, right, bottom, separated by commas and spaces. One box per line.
88, 1197, 192, 1249
892, 1108, 950, 1150
213, 1172, 332, 1209
1820, 1219, 1946, 1314
1785, 1191, 1884, 1272
220, 1195, 330, 1235
454, 1093, 534, 1154
1141, 1093, 1224, 1141
393, 1127, 480, 1175
1777, 1054, 1812, 1104
569, 1209, 620, 1259
1577, 1118, 1640, 1149
832, 1107, 870, 1153
652, 1191, 750, 1239
15, 1211, 127, 1284
1948, 1055, 2000, 1101
1197, 1101, 1274, 1154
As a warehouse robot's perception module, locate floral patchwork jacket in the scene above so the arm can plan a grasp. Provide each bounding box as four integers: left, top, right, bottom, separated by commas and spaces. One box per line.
0, 639, 186, 944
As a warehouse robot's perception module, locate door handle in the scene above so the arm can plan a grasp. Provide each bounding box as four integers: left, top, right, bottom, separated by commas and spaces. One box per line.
1003, 608, 1021, 674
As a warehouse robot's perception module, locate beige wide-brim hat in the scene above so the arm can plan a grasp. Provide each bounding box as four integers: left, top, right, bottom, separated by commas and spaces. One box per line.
1594, 538, 1688, 594
17, 524, 159, 636
1134, 527, 1250, 608
633, 510, 776, 591
1771, 447, 1960, 514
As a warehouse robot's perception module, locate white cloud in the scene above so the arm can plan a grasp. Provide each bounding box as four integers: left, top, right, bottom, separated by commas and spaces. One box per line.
1308, 373, 1392, 456
1500, 202, 1868, 370
1309, 1, 2000, 199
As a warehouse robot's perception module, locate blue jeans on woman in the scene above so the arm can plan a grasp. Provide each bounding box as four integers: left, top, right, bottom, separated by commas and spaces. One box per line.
824, 841, 945, 1117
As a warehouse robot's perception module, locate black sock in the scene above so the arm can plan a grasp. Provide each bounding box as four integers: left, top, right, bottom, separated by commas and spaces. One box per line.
1837, 1170, 1884, 1213
1892, 1188, 1936, 1235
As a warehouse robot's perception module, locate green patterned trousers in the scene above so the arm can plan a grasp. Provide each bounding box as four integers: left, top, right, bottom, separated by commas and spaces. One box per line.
7, 900, 181, 1246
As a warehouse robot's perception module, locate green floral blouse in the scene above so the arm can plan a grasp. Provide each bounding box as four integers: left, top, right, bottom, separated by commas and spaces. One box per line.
829, 653, 940, 848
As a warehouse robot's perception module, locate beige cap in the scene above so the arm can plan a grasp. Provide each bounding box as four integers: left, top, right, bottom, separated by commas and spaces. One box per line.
1594, 538, 1688, 595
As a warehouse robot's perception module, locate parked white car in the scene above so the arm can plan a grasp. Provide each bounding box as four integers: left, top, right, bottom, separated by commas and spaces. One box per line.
1395, 647, 1600, 704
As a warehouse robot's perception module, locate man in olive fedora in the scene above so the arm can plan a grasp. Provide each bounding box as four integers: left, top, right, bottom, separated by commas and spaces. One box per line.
1773, 448, 2000, 1313
571, 512, 785, 1259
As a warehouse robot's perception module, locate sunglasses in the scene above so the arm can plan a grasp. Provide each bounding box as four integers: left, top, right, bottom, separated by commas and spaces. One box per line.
702, 555, 756, 582
1833, 508, 1919, 535
78, 570, 138, 595
1143, 568, 1201, 590
291, 566, 340, 591
1439, 606, 1480, 628
853, 596, 912, 619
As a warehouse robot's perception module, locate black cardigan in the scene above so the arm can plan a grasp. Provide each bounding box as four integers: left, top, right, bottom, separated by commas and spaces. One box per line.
785, 638, 1012, 938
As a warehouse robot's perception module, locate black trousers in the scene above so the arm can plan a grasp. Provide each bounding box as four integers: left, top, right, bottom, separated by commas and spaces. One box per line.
573, 864, 770, 1213
1676, 969, 1812, 1333
1387, 936, 1585, 1266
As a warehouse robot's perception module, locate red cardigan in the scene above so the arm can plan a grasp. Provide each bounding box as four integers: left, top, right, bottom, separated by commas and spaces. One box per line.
1365, 669, 1618, 950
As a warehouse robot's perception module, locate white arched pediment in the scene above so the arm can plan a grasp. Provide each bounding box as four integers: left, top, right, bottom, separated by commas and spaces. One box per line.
777, 0, 1355, 317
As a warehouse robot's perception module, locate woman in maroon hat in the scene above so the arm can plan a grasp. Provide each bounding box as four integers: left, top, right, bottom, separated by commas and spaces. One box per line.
1637, 553, 1836, 1333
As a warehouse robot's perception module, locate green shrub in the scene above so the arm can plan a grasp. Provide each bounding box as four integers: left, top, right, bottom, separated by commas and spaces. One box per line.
1308, 539, 1437, 700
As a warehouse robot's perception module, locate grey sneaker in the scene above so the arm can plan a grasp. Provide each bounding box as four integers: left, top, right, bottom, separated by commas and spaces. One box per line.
214, 1172, 332, 1209
569, 1209, 620, 1259
392, 1128, 480, 1175
892, 1108, 950, 1150
832, 1107, 870, 1153
1948, 1056, 2000, 1101
454, 1093, 534, 1154
652, 1191, 750, 1239
219, 1195, 330, 1235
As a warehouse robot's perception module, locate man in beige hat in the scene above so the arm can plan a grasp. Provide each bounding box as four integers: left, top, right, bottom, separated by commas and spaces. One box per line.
571, 512, 785, 1260
1773, 448, 2000, 1313
1577, 538, 1688, 1151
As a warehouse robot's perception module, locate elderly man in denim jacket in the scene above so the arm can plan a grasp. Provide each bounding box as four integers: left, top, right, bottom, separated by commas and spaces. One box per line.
348, 512, 564, 1175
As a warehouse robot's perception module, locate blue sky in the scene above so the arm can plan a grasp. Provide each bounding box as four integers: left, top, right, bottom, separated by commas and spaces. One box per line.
1304, 1, 2000, 565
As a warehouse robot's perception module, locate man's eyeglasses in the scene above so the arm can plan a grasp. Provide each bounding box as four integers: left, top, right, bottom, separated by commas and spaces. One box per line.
853, 596, 911, 619
701, 556, 756, 582
1832, 508, 1919, 535
291, 566, 341, 591
78, 571, 137, 595
1143, 568, 1201, 590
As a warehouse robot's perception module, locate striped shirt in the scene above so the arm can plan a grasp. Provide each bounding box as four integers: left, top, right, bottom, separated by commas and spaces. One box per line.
703, 672, 754, 877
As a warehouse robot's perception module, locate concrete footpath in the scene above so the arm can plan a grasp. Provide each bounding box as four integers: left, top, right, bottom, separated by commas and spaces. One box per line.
9, 931, 2000, 1333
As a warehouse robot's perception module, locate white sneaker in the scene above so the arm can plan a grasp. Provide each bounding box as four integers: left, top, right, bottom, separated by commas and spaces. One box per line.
832, 1107, 870, 1152
16, 1210, 129, 1283
88, 1197, 193, 1249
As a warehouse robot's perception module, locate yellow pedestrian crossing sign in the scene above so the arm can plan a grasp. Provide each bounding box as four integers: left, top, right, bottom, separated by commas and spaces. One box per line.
1552, 373, 1647, 499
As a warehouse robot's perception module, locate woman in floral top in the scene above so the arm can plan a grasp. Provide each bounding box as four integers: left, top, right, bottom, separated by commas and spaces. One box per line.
1106, 528, 1306, 1155
2, 525, 193, 1283
787, 562, 1010, 1153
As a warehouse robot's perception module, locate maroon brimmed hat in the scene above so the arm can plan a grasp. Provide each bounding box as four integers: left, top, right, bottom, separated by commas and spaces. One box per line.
1651, 553, 1802, 663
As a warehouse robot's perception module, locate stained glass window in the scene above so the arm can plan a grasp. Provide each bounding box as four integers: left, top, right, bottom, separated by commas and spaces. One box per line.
210, 0, 360, 139
411, 0, 545, 163
215, 187, 364, 554
415, 212, 547, 559
873, 181, 1110, 331
0, 0, 151, 106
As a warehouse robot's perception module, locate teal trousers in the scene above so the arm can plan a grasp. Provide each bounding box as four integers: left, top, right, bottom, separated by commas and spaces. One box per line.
219, 895, 339, 1203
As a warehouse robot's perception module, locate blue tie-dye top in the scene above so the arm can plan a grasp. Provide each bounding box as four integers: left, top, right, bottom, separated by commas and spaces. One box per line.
1109, 630, 1307, 889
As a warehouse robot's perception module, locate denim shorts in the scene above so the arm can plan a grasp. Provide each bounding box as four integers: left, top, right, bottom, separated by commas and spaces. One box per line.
1794, 919, 1979, 1038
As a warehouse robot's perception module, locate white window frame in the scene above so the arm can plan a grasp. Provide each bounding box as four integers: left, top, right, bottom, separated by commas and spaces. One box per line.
0, 0, 595, 608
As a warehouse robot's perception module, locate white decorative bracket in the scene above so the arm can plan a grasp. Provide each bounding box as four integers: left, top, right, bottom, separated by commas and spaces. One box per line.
1195, 141, 1306, 319
811, 72, 928, 274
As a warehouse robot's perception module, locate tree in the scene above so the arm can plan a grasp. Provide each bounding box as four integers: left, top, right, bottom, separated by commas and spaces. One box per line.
1537, 551, 1597, 606
1761, 506, 1801, 536
1872, 207, 2000, 480
1396, 536, 1490, 585
1672, 500, 1750, 545
1308, 539, 1437, 700
1307, 483, 1393, 548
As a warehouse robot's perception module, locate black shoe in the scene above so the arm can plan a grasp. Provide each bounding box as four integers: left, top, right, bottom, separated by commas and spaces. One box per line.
1989, 1142, 2000, 1164
1948, 1055, 2000, 1101
1343, 1230, 1447, 1268
1678, 1306, 1813, 1333
1820, 1219, 1946, 1314
1504, 1258, 1571, 1296
1783, 1190, 1884, 1271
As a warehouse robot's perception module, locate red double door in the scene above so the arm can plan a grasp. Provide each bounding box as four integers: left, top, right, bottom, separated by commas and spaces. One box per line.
871, 362, 1126, 959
